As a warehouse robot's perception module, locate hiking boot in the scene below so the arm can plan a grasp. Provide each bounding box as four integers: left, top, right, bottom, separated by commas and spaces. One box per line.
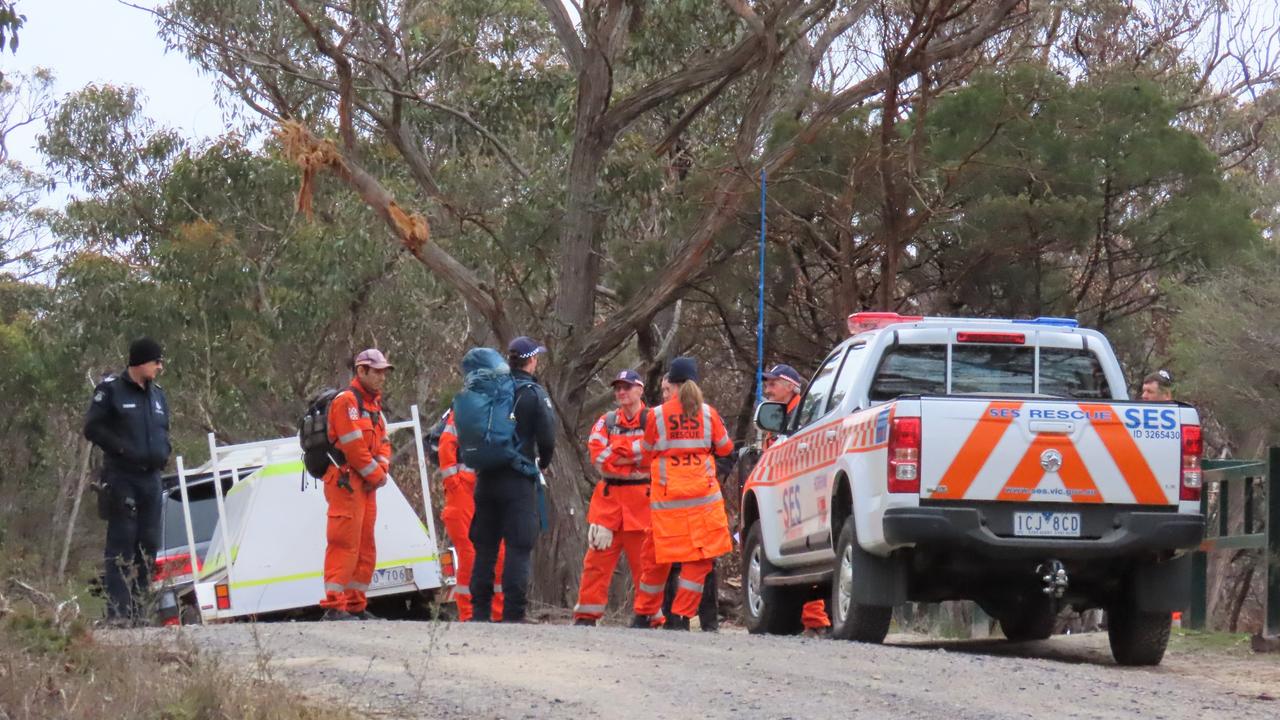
352, 609, 382, 621
630, 613, 653, 629
322, 609, 358, 621
801, 626, 830, 639
573, 618, 597, 627
665, 615, 691, 631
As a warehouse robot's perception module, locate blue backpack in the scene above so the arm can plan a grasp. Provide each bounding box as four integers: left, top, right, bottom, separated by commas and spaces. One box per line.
451, 348, 539, 477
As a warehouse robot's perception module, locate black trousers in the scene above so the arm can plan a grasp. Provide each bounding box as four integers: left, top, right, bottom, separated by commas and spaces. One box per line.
103, 471, 163, 621
663, 561, 719, 628
470, 469, 539, 621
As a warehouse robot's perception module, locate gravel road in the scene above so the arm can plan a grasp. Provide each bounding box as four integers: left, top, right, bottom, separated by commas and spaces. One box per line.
156, 621, 1278, 719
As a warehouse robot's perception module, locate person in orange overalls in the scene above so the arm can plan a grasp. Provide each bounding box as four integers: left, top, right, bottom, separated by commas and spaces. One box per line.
439, 409, 504, 621
633, 357, 734, 630
762, 363, 831, 638
321, 348, 394, 621
573, 370, 652, 626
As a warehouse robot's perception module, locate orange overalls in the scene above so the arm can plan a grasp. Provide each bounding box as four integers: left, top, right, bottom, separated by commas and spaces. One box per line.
634, 399, 734, 622
321, 381, 390, 614
764, 394, 830, 631
439, 410, 504, 621
573, 406, 653, 623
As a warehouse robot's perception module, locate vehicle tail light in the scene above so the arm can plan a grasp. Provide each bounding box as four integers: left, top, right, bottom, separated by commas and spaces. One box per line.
215, 582, 231, 610
888, 417, 921, 493
440, 548, 456, 580
1180, 425, 1203, 502
956, 331, 1025, 344
154, 552, 198, 582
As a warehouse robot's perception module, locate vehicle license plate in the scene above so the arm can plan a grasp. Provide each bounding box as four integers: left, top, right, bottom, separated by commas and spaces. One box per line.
1013, 511, 1081, 538
370, 566, 414, 590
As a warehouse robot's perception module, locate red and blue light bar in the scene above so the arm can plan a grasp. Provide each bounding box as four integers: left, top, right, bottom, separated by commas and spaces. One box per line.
847, 312, 1079, 335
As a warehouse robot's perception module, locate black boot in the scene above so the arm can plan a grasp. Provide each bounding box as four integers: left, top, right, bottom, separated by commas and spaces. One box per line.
574, 618, 597, 627
630, 613, 653, 629
666, 615, 691, 631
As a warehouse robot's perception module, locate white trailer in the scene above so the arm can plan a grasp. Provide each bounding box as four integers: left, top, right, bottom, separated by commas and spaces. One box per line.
170, 405, 452, 622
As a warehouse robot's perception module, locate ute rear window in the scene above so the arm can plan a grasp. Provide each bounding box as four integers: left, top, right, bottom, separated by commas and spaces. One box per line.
868, 344, 1111, 402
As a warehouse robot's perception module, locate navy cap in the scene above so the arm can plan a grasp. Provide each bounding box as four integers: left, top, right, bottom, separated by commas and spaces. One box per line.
610, 369, 644, 388
508, 336, 547, 359
666, 356, 699, 384
763, 363, 803, 389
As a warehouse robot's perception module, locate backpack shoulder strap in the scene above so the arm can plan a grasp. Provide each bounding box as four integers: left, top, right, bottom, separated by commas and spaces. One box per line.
604, 410, 618, 434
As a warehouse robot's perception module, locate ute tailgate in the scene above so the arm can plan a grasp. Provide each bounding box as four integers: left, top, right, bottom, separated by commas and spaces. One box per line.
919, 398, 1184, 505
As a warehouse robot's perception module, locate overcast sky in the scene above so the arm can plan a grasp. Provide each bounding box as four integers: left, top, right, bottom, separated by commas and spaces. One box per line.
2, 0, 224, 174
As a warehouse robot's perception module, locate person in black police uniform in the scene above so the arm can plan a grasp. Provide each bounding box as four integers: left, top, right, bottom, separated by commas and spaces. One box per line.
469, 336, 556, 624
84, 337, 171, 625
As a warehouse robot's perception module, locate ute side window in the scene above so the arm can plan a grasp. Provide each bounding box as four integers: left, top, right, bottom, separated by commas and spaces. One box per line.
868, 345, 946, 402
1039, 348, 1112, 399
792, 352, 843, 429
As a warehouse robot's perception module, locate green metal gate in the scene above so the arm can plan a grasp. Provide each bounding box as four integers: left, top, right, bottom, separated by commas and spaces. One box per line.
1187, 448, 1280, 635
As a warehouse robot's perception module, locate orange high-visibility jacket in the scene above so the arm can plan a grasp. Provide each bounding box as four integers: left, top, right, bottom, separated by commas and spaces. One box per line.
763, 393, 802, 450
586, 406, 652, 532
641, 398, 734, 563
325, 382, 390, 488
439, 411, 476, 489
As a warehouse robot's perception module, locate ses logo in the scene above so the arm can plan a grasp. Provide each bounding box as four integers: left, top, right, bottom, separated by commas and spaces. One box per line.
1123, 407, 1181, 440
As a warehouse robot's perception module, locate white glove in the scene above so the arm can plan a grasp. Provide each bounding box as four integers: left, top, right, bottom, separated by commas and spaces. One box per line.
587, 523, 614, 551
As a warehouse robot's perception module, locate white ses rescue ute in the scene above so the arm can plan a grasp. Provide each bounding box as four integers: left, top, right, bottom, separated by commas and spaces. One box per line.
741, 313, 1204, 666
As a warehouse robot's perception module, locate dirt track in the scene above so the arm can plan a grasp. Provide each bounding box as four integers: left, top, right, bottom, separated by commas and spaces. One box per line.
143, 622, 1278, 719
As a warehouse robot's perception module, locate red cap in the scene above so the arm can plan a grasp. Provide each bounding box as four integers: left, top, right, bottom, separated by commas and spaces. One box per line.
354, 348, 394, 370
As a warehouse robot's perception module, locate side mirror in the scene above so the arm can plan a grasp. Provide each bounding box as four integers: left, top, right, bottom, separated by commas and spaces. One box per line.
754, 401, 789, 434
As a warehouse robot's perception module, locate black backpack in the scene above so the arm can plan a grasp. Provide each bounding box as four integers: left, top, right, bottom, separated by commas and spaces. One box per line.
298, 388, 347, 479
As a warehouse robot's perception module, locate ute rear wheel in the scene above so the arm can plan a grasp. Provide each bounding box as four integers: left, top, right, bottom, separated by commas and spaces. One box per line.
741, 521, 804, 635
829, 521, 891, 643
999, 597, 1057, 642
1108, 602, 1171, 666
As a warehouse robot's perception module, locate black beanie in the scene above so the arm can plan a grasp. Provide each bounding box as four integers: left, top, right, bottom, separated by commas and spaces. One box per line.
128, 337, 163, 367
666, 356, 699, 384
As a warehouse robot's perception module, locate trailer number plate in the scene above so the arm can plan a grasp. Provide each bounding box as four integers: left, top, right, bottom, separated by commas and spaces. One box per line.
1013, 511, 1081, 538
371, 566, 414, 590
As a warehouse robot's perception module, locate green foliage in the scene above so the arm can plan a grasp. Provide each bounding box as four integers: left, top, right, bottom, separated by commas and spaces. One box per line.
1169, 249, 1280, 443
921, 65, 1259, 322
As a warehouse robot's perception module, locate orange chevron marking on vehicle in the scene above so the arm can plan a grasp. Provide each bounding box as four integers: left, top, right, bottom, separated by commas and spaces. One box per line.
1078, 403, 1166, 504
995, 435, 1102, 503
930, 401, 1022, 500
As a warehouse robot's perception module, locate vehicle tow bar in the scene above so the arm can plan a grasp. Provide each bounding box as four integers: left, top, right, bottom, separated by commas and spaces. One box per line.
1037, 559, 1068, 598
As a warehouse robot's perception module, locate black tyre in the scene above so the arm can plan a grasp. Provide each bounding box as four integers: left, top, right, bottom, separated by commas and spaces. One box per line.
829, 521, 891, 643
1108, 602, 1171, 666
998, 597, 1057, 642
741, 521, 804, 635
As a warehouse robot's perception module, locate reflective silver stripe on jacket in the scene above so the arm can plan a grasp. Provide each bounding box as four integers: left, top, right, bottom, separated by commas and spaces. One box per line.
652, 490, 724, 511
494, 584, 503, 593
348, 581, 370, 592
589, 432, 608, 445
677, 578, 704, 594
356, 461, 378, 477
649, 406, 667, 451
336, 429, 363, 444
324, 582, 344, 593
639, 582, 665, 595
440, 465, 461, 478
453, 585, 470, 596
374, 455, 389, 465
593, 447, 613, 469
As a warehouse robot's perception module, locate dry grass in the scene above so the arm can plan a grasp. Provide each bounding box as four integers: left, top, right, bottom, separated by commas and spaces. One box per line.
0, 578, 352, 720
